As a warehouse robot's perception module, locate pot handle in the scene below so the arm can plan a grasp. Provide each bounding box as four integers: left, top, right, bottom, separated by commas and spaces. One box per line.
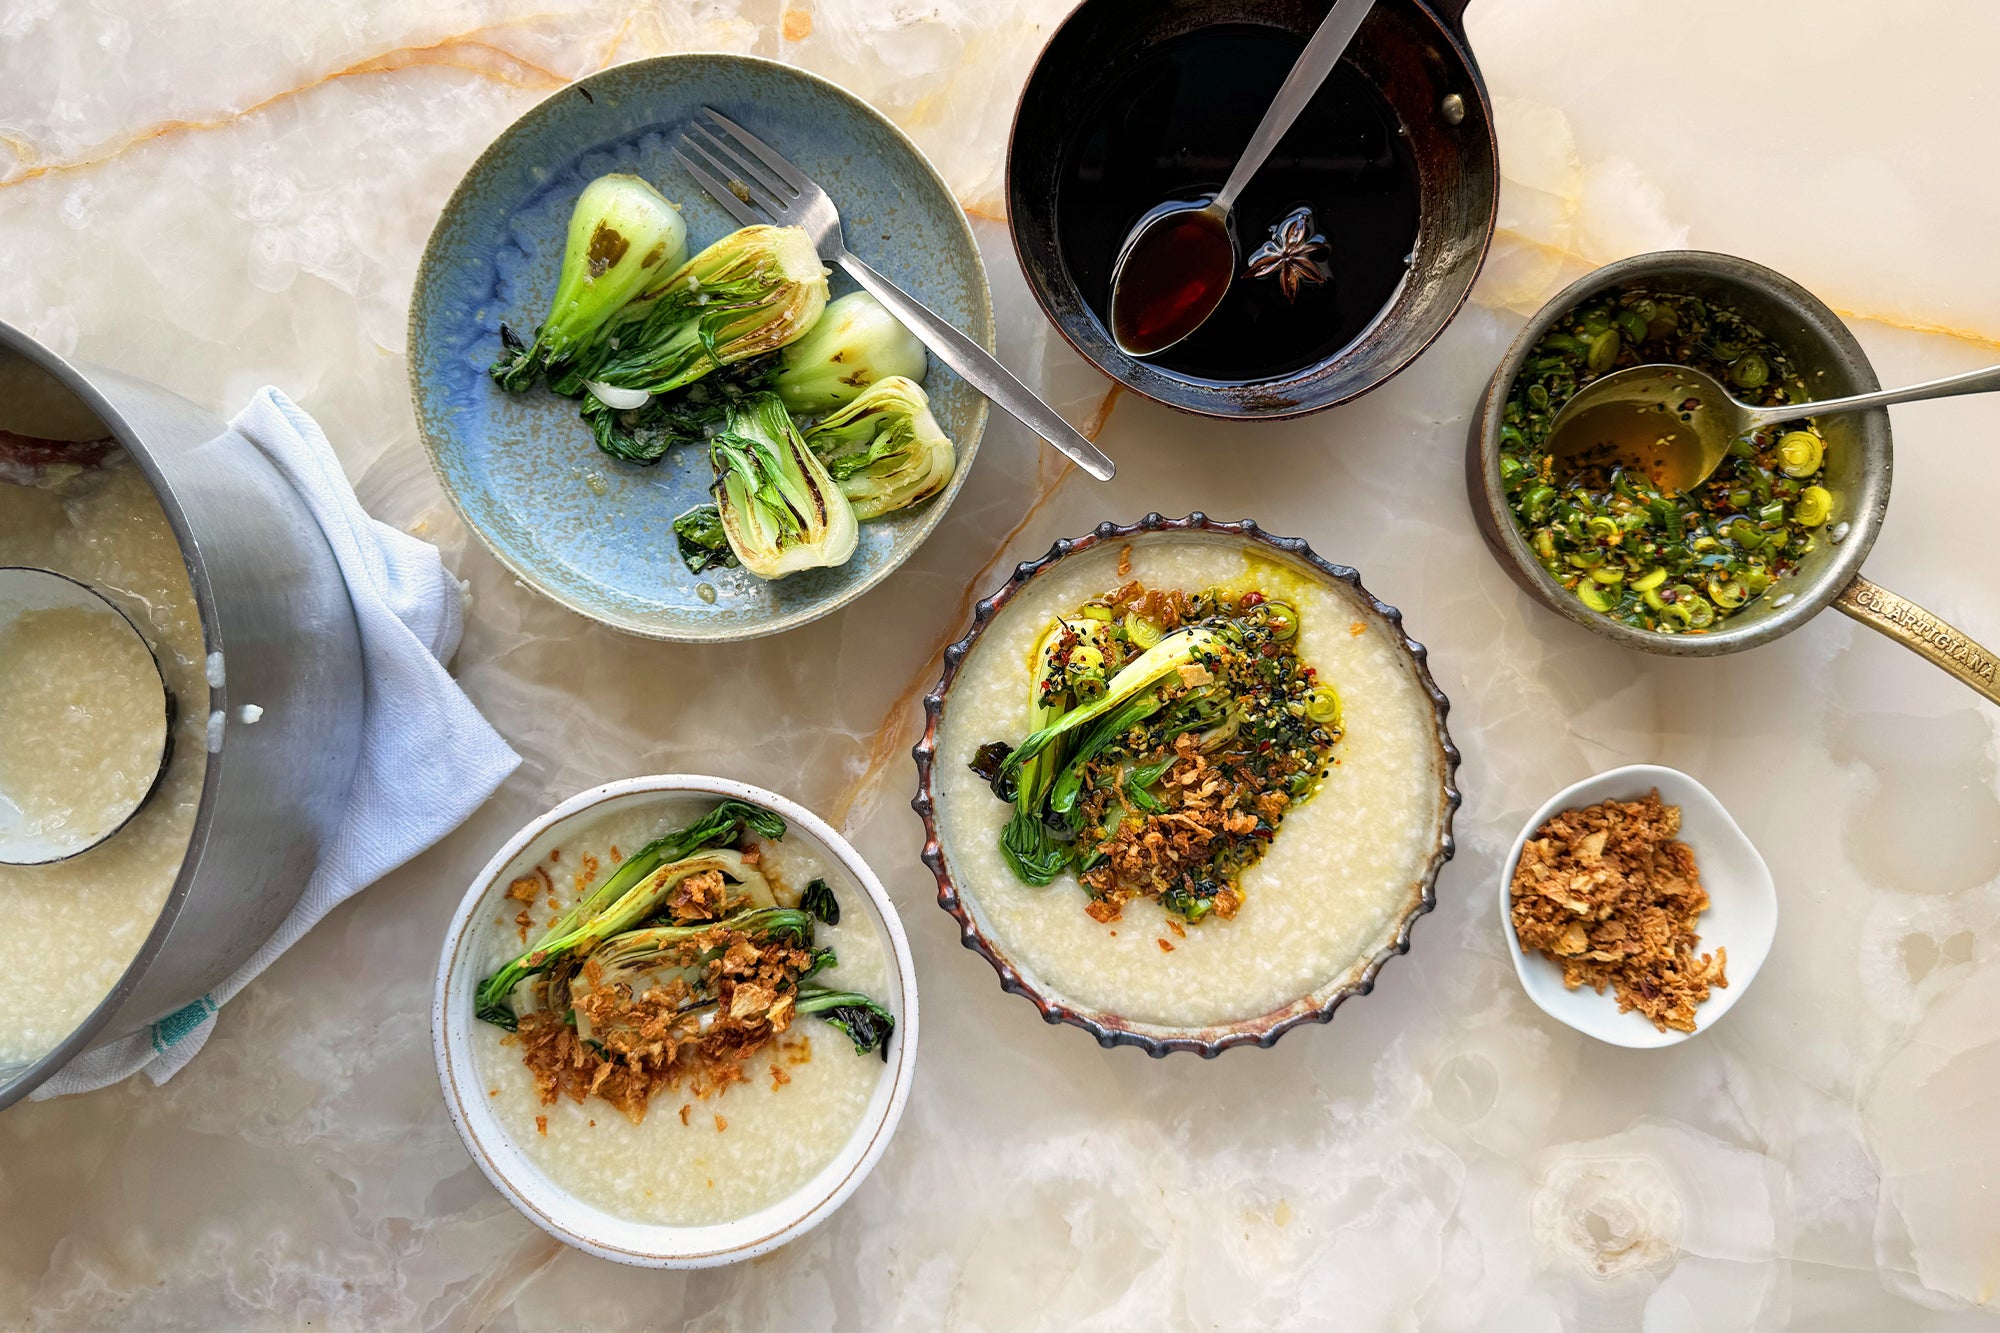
1426, 0, 1472, 37
1835, 575, 2000, 706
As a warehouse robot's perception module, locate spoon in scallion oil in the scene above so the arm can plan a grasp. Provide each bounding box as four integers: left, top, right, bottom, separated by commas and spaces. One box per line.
1106, 0, 1378, 358
1547, 360, 2000, 494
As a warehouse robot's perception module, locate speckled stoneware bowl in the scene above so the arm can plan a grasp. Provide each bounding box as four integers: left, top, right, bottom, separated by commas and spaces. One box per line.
913, 515, 1461, 1057
433, 775, 919, 1267
410, 55, 991, 641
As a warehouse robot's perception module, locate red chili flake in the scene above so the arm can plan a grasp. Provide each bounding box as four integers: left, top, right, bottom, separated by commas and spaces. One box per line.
1240, 591, 1265, 607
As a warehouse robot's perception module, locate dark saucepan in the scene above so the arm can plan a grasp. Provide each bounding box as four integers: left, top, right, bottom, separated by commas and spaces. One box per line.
1006, 0, 1495, 421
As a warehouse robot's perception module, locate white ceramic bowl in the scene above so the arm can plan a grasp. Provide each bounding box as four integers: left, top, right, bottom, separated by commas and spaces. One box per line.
1499, 764, 1776, 1049
432, 775, 919, 1267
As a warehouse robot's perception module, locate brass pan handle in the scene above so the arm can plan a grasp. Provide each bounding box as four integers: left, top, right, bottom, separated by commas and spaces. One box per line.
1835, 575, 2000, 706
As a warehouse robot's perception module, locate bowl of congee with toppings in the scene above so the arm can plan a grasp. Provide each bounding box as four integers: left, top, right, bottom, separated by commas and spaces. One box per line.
916, 516, 1460, 1056
432, 776, 916, 1266
1470, 250, 1999, 705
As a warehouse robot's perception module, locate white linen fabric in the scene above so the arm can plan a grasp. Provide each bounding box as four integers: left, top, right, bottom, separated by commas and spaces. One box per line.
31, 388, 519, 1097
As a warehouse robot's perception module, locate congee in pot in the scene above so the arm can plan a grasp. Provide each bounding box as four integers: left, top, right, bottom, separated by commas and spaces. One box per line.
0, 410, 208, 1069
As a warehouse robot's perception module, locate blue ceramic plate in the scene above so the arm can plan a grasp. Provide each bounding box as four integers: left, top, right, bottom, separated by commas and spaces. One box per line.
410, 55, 992, 641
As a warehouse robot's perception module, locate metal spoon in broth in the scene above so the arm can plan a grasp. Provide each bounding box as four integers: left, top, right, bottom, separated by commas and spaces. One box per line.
1548, 360, 2000, 494
1107, 0, 1379, 358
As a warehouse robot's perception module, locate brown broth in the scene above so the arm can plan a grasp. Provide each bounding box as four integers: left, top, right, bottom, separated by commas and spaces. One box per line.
1109, 204, 1235, 357
1057, 23, 1421, 382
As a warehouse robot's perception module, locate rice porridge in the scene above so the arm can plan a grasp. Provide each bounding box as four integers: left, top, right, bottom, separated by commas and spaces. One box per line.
471, 802, 892, 1226
0, 603, 166, 848
934, 535, 1448, 1030
0, 453, 208, 1068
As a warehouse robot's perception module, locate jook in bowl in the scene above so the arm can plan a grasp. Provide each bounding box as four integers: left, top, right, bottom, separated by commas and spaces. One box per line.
434, 775, 918, 1266
915, 515, 1459, 1056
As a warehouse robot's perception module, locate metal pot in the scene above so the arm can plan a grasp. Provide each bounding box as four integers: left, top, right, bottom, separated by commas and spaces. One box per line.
1466, 251, 1999, 704
1005, 0, 1496, 420
0, 324, 365, 1108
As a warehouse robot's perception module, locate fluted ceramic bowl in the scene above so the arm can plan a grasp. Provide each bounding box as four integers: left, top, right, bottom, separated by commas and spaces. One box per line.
913, 514, 1460, 1057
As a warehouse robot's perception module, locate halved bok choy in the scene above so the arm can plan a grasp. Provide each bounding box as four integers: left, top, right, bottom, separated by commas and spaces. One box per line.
773, 291, 927, 414
553, 906, 821, 1034
990, 626, 1221, 885
802, 376, 956, 520
561, 910, 896, 1059
555, 224, 828, 403
490, 174, 690, 392
711, 391, 858, 579
474, 800, 784, 1028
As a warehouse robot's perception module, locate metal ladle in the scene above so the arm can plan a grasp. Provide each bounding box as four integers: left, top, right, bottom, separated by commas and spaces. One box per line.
0, 567, 172, 866
1105, 0, 1378, 358
1547, 360, 2000, 493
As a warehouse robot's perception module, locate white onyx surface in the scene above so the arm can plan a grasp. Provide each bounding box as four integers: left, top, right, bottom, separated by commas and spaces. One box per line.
2, 1, 1998, 1328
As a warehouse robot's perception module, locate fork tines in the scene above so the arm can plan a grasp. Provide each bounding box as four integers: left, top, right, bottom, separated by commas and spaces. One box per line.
674, 108, 809, 229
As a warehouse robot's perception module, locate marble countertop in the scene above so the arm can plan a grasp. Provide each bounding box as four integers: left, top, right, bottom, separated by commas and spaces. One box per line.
4, 1, 2000, 1328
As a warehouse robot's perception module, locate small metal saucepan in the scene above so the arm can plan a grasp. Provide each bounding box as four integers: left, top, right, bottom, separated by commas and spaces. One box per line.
1007, 0, 1496, 421
1467, 250, 1999, 705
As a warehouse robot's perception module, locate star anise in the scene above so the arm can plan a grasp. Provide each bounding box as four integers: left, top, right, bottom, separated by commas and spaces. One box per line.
1245, 206, 1331, 303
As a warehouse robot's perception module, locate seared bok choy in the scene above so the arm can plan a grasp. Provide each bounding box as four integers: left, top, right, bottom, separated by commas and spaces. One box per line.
711, 392, 858, 578
975, 584, 1343, 924
559, 906, 818, 1035
490, 174, 690, 392
557, 224, 829, 403
487, 799, 900, 1127
774, 291, 928, 414
984, 626, 1220, 886
802, 376, 956, 520
672, 502, 736, 574
794, 990, 897, 1058
474, 800, 783, 1027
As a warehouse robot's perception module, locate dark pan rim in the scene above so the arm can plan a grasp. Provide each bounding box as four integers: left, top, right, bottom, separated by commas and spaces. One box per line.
911, 514, 1462, 1057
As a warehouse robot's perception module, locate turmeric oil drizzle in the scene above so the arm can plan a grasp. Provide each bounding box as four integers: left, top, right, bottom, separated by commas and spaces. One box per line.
830, 384, 1124, 834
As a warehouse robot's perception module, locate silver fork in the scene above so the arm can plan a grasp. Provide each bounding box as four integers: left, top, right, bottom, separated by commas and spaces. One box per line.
674, 108, 1116, 482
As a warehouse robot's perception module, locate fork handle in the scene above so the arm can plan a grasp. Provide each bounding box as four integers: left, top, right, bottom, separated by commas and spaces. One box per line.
833, 250, 1117, 481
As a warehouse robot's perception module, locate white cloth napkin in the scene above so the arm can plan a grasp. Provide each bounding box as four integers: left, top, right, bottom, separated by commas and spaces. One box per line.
31, 388, 520, 1098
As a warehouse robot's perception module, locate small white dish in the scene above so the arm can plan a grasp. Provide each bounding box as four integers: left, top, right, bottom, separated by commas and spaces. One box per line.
1499, 764, 1775, 1049
432, 774, 919, 1267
